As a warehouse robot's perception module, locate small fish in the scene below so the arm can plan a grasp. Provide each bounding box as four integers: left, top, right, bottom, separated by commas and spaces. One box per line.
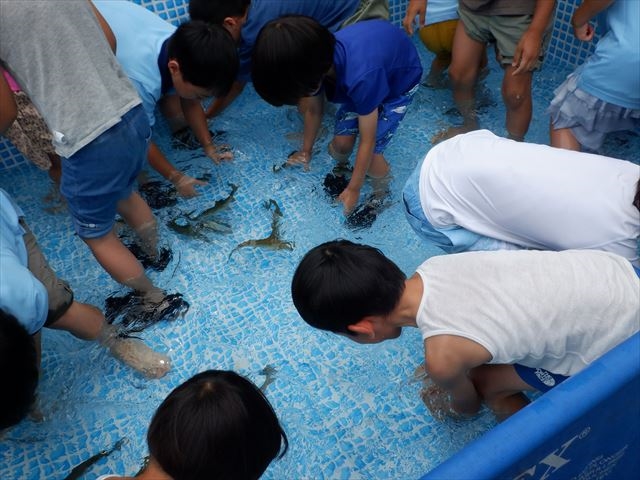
230, 199, 294, 258
189, 183, 238, 219
168, 183, 238, 240
63, 438, 126, 480
168, 216, 211, 242
259, 365, 278, 392
200, 219, 232, 234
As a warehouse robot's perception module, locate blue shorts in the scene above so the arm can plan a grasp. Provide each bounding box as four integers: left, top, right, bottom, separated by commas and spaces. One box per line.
514, 364, 569, 393
60, 105, 151, 239
402, 160, 518, 253
334, 83, 419, 154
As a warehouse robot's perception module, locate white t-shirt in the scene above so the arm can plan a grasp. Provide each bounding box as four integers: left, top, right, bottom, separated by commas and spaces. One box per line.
416, 249, 640, 376
419, 130, 640, 265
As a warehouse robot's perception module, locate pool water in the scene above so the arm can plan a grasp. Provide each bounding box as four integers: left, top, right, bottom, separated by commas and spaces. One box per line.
1, 39, 638, 480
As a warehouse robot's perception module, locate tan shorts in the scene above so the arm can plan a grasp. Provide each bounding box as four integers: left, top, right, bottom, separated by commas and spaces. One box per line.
458, 8, 553, 70
20, 219, 73, 326
419, 19, 458, 59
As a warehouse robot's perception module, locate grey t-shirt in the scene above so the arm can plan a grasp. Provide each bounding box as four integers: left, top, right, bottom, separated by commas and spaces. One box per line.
0, 0, 141, 158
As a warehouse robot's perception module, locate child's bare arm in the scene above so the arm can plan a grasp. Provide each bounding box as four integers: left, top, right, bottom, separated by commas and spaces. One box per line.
88, 0, 116, 53
338, 109, 378, 214
512, 0, 557, 75
403, 0, 428, 36
180, 97, 232, 164
572, 0, 615, 41
288, 95, 324, 168
424, 336, 491, 417
147, 141, 205, 197
0, 71, 17, 134
205, 80, 246, 118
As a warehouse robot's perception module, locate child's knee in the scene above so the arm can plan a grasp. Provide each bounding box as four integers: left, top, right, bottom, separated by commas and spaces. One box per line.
329, 136, 355, 162
502, 81, 531, 110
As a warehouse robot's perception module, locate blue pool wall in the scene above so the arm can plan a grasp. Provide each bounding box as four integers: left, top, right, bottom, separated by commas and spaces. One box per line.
1, 2, 637, 480
423, 333, 640, 480
0, 0, 600, 169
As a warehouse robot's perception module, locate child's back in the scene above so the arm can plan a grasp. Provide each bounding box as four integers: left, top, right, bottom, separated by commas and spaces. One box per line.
328, 19, 422, 113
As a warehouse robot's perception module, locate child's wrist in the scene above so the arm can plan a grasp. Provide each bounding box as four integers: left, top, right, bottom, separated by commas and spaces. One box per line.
168, 171, 184, 184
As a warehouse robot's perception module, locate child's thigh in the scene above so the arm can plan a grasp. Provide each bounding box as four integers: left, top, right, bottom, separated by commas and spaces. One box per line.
469, 364, 537, 398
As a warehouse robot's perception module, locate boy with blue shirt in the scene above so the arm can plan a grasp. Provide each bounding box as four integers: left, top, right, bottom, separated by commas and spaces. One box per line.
189, 0, 389, 118
252, 16, 422, 214
94, 1, 238, 196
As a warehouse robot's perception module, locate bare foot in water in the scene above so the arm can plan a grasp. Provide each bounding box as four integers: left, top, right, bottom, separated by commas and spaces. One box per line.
100, 325, 171, 378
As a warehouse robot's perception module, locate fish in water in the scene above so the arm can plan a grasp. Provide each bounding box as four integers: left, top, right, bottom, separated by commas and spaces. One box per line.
105, 292, 190, 337
138, 180, 178, 209
167, 183, 237, 240
172, 127, 227, 150
259, 365, 278, 392
230, 199, 294, 258
63, 438, 126, 480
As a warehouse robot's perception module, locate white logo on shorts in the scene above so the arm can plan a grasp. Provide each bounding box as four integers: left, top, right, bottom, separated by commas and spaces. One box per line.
534, 368, 556, 387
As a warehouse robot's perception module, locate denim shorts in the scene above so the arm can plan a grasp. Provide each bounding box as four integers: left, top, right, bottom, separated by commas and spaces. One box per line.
334, 83, 419, 154
514, 364, 569, 393
60, 105, 151, 239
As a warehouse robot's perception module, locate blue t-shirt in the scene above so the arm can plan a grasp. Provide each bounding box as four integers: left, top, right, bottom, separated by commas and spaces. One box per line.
577, 0, 640, 110
94, 0, 176, 127
425, 0, 459, 25
238, 0, 361, 81
327, 19, 423, 115
0, 189, 48, 334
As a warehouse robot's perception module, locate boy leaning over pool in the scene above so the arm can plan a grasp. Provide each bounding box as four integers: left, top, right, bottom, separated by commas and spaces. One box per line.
291, 240, 640, 421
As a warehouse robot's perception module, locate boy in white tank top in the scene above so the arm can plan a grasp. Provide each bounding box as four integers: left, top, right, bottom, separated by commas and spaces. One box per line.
291, 240, 640, 421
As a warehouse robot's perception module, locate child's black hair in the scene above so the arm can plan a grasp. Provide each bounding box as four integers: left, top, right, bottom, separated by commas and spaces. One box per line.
189, 0, 250, 25
168, 21, 239, 96
252, 15, 335, 106
147, 369, 288, 480
0, 309, 38, 430
291, 240, 406, 335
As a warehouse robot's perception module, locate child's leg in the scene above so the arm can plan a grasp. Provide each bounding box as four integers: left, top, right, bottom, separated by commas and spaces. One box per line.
82, 231, 160, 299
46, 302, 103, 340
368, 153, 390, 178
437, 20, 485, 140
117, 191, 158, 259
501, 66, 533, 141
549, 123, 581, 150
329, 134, 356, 164
468, 364, 535, 422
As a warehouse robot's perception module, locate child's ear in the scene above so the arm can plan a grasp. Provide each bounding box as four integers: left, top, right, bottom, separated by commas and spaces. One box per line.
347, 317, 376, 339
167, 59, 181, 76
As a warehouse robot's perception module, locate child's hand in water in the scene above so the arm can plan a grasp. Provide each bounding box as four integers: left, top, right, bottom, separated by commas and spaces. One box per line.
170, 172, 207, 198
204, 143, 233, 164
338, 185, 360, 215
287, 150, 311, 170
